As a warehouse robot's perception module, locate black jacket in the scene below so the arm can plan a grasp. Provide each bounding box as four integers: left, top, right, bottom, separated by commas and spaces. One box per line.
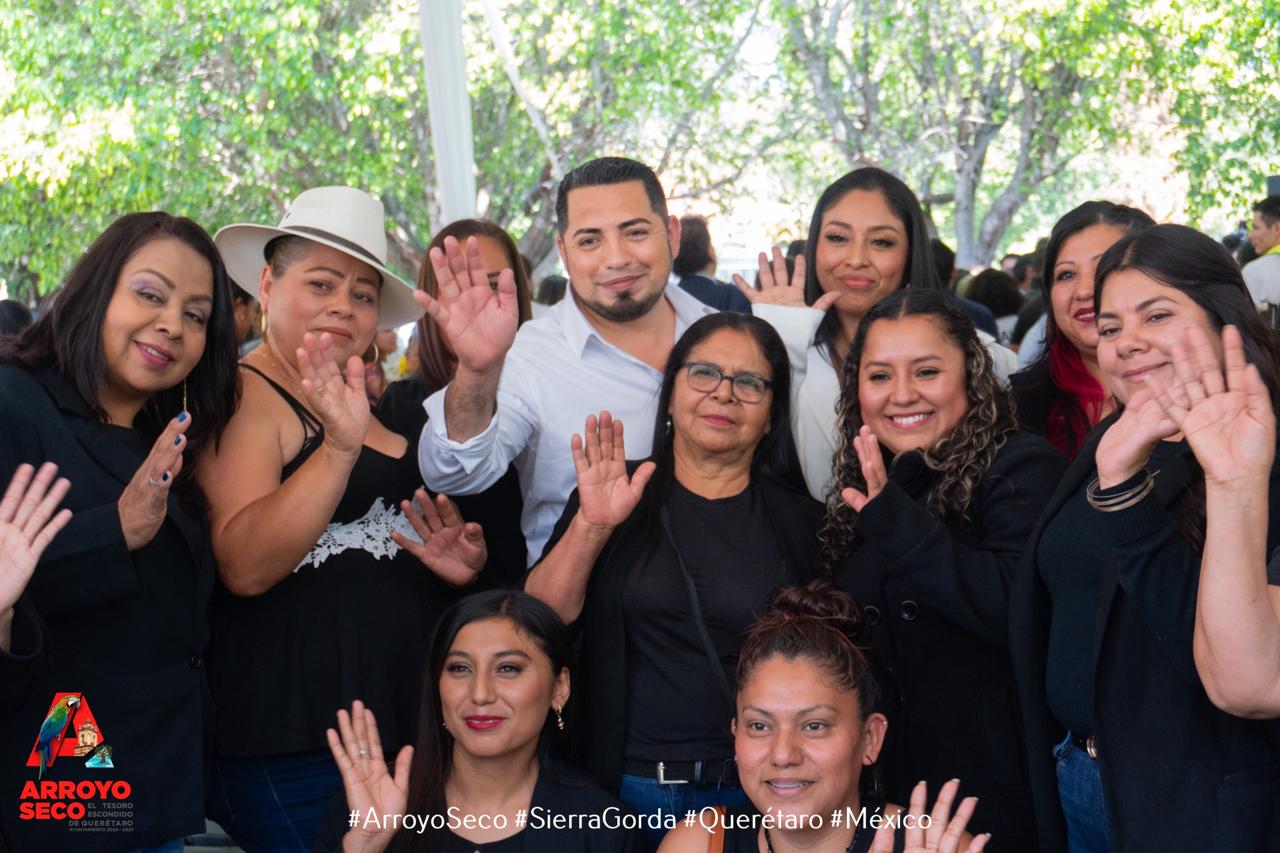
677, 275, 752, 313
0, 365, 214, 851
837, 431, 1065, 851
534, 467, 824, 790
1010, 416, 1280, 853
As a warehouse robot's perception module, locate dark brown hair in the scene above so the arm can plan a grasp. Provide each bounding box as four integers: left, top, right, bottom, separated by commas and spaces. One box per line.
738, 580, 879, 715
413, 220, 533, 391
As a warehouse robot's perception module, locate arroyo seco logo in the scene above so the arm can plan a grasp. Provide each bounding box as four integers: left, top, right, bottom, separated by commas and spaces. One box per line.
19, 692, 134, 826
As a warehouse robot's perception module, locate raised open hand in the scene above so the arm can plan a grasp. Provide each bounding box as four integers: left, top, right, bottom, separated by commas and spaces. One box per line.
297, 331, 371, 459
325, 700, 412, 853
118, 413, 190, 550
1095, 387, 1178, 488
412, 235, 518, 375
840, 425, 888, 512
1146, 325, 1275, 486
572, 412, 655, 533
872, 779, 988, 853
1, 463, 71, 618
392, 489, 487, 587
732, 246, 839, 311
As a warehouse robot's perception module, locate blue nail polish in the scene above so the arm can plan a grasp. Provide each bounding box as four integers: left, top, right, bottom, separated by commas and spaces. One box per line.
178, 411, 187, 422
174, 435, 182, 445
162, 472, 170, 482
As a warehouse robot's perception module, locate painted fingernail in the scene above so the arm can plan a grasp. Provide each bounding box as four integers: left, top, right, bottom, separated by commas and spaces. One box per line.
178, 411, 187, 422
162, 472, 170, 482
174, 435, 182, 445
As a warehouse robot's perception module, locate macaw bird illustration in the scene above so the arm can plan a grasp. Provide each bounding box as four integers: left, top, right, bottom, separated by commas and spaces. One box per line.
36, 695, 80, 779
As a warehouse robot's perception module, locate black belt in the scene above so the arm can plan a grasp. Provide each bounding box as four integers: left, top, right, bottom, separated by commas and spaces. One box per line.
1071, 732, 1098, 760
623, 757, 738, 786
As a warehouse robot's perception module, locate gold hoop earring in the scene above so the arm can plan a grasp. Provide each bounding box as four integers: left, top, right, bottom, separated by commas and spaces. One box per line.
372, 342, 381, 364
182, 379, 188, 414
553, 706, 565, 731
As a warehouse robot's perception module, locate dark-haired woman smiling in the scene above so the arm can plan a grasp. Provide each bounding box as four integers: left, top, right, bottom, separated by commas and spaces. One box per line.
823, 289, 1064, 851
0, 212, 240, 852
526, 313, 823, 847
1012, 224, 1280, 852
316, 590, 640, 852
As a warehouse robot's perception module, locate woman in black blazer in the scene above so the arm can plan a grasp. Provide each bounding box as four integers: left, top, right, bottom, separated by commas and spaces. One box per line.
1010, 224, 1280, 853
822, 289, 1065, 851
0, 212, 239, 852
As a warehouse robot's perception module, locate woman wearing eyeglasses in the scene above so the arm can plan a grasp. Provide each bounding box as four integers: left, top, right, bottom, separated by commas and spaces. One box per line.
525, 313, 823, 849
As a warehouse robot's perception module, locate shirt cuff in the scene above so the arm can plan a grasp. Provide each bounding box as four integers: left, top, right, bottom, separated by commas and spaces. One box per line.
422, 385, 501, 451
1096, 472, 1171, 545
751, 303, 825, 342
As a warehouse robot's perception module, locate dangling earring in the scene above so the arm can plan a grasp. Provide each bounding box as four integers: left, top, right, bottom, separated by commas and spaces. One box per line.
664, 415, 672, 437
553, 706, 565, 731
182, 379, 188, 414
372, 342, 381, 364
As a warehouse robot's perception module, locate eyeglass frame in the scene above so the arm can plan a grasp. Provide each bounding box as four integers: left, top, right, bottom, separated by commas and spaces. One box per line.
681, 361, 773, 402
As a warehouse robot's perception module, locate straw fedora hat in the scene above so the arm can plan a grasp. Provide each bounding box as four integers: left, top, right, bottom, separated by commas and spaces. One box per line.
214, 187, 423, 329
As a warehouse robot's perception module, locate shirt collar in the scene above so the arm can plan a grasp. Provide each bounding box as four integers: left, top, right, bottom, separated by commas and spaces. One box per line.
1265, 243, 1280, 257
556, 282, 715, 357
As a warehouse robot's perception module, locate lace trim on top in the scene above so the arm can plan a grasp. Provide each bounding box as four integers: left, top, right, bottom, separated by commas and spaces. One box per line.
295, 497, 424, 571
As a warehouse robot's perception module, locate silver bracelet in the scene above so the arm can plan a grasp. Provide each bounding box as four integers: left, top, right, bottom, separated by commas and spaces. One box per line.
1086, 470, 1157, 513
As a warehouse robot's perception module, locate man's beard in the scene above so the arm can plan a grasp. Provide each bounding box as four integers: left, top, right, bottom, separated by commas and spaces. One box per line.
577, 284, 666, 323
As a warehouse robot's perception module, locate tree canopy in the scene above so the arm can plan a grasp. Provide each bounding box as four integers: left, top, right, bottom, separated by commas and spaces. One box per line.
1, 0, 1275, 299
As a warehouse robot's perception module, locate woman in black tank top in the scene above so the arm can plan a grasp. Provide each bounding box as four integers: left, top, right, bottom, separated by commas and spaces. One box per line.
658, 583, 987, 853
199, 189, 490, 852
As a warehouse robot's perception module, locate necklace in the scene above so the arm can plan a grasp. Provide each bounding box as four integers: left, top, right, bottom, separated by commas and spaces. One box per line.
257, 341, 306, 399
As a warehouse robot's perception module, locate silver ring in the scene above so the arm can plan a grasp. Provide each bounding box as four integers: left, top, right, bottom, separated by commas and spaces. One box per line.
148, 476, 160, 487
358, 748, 371, 758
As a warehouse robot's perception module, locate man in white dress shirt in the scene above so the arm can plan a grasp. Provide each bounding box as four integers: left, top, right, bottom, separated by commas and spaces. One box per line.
1243, 195, 1280, 311
414, 158, 715, 565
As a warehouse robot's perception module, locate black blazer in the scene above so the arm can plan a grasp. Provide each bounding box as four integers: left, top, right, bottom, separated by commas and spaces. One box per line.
0, 365, 214, 852
1010, 416, 1280, 852
534, 466, 824, 790
837, 431, 1065, 851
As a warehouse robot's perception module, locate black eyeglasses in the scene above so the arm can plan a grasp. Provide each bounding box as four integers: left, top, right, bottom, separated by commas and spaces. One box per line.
682, 362, 772, 402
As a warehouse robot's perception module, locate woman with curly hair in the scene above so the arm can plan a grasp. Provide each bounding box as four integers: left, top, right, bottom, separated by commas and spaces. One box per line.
821, 289, 1064, 851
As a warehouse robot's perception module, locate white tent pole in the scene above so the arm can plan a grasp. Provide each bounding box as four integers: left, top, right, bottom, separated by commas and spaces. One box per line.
419, 0, 478, 228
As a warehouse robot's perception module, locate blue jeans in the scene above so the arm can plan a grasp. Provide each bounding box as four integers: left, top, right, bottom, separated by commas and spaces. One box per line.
206, 749, 343, 853
618, 773, 750, 852
1053, 733, 1112, 853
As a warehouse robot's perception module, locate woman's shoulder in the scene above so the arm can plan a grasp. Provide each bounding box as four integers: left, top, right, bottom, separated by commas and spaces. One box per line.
0, 363, 51, 402
535, 765, 631, 812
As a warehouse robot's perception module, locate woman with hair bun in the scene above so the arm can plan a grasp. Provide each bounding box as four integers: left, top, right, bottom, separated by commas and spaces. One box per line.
822, 289, 1064, 850
659, 580, 988, 853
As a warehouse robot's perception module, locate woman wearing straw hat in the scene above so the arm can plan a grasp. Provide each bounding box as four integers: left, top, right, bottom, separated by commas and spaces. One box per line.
201, 187, 490, 851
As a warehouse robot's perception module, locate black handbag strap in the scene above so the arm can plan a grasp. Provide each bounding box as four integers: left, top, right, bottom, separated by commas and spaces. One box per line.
660, 505, 735, 710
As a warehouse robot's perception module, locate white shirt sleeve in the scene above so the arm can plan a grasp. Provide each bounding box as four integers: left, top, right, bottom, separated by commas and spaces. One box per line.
751, 303, 826, 411
1243, 257, 1280, 310
417, 358, 539, 496
977, 330, 1019, 383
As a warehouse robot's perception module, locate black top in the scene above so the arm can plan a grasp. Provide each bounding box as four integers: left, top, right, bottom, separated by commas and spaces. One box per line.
677, 274, 752, 313
0, 366, 214, 852
1010, 416, 1280, 853
1039, 440, 1187, 734
623, 482, 784, 760
534, 466, 825, 789
720, 799, 903, 853
378, 375, 528, 587
209, 369, 459, 757
837, 431, 1065, 852
312, 765, 642, 853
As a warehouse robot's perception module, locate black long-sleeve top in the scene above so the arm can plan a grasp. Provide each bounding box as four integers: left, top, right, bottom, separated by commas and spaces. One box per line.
837, 430, 1066, 852
1011, 416, 1280, 853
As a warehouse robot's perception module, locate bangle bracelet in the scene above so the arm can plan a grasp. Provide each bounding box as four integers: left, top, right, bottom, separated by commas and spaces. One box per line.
1086, 470, 1157, 512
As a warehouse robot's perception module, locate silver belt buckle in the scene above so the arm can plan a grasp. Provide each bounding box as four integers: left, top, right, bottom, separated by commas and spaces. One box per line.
657, 761, 688, 785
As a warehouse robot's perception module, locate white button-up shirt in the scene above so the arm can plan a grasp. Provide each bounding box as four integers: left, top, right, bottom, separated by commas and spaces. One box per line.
419, 286, 715, 565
